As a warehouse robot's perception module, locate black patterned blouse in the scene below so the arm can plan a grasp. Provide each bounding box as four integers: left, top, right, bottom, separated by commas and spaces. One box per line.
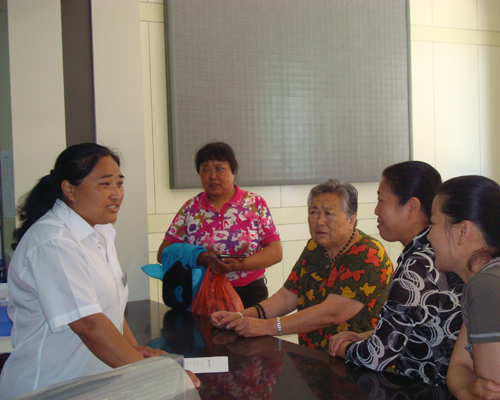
345, 228, 464, 385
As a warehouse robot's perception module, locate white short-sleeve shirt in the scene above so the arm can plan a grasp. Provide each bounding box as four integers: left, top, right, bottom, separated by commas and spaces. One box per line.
0, 199, 128, 399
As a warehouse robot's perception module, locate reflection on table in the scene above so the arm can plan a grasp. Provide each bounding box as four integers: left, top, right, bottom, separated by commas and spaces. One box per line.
125, 302, 455, 400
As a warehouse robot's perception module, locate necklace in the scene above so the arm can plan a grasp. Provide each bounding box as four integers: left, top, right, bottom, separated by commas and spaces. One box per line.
325, 228, 356, 263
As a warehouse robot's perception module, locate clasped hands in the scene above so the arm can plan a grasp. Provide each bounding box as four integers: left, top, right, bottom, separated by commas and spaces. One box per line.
197, 251, 244, 274
211, 311, 273, 337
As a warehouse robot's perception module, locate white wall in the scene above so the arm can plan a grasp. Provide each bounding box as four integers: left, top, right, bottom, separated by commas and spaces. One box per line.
142, 0, 500, 302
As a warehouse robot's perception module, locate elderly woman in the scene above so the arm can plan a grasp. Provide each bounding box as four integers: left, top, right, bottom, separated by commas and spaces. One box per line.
0, 144, 198, 399
329, 161, 464, 385
211, 179, 393, 352
157, 141, 282, 308
428, 176, 500, 398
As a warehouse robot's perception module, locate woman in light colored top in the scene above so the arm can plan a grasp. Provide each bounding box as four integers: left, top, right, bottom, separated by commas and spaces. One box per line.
329, 161, 463, 385
0, 143, 198, 399
428, 176, 500, 398
212, 179, 393, 353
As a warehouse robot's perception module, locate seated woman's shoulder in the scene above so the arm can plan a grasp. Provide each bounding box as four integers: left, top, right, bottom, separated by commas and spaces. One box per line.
355, 231, 391, 259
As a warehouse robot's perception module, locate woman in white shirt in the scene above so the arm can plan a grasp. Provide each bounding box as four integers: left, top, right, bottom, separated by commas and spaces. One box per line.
0, 143, 199, 399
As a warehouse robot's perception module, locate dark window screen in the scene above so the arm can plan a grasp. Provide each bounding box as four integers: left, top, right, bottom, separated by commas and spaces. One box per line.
165, 0, 411, 188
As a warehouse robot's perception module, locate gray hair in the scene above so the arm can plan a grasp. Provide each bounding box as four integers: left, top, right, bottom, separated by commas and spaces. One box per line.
307, 179, 358, 217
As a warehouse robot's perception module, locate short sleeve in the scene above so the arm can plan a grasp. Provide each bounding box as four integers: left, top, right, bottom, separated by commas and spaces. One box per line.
28, 238, 102, 332
254, 195, 281, 245
467, 273, 500, 344
164, 201, 191, 243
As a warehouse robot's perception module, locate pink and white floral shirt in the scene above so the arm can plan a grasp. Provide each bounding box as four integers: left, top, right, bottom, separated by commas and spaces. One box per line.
164, 185, 280, 287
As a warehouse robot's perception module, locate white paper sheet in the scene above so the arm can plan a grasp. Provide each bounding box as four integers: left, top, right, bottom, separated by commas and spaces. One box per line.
183, 356, 228, 373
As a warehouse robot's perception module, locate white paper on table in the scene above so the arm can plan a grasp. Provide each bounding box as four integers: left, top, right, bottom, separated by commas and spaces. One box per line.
183, 356, 228, 373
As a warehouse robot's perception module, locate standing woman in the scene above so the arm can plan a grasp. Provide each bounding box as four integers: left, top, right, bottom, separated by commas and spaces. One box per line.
329, 161, 464, 385
428, 176, 500, 398
0, 144, 198, 399
157, 141, 282, 308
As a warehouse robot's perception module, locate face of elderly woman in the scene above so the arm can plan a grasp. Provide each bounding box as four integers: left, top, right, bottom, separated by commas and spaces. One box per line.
308, 193, 356, 252
63, 156, 124, 226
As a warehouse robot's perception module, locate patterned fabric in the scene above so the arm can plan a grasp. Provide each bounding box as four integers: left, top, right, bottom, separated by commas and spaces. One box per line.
345, 228, 464, 386
463, 257, 500, 356
165, 185, 281, 287
284, 230, 393, 352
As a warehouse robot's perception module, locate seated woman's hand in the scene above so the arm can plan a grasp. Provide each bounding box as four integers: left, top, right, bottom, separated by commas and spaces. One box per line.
227, 317, 274, 337
210, 310, 241, 327
133, 345, 167, 358
457, 378, 500, 400
328, 331, 367, 357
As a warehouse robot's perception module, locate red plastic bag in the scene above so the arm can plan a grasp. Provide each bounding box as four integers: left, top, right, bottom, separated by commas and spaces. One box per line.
191, 265, 244, 316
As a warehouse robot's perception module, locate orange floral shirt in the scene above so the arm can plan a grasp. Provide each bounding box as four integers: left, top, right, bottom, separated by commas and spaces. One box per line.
284, 230, 393, 351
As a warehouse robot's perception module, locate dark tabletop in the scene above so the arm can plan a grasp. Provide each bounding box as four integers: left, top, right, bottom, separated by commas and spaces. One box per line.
126, 301, 455, 400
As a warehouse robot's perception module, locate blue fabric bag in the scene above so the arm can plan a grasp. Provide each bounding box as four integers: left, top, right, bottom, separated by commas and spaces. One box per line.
141, 243, 207, 311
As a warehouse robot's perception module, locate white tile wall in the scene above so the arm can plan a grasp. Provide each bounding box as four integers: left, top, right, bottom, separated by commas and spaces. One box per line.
411, 41, 436, 165
409, 0, 433, 26
479, 46, 500, 183
432, 0, 477, 30
478, 0, 500, 31
433, 43, 480, 180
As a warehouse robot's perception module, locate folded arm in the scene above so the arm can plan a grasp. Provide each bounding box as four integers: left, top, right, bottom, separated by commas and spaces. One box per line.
448, 325, 500, 400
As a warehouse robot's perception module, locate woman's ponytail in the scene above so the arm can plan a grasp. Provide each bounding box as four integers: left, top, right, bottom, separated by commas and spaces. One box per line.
12, 175, 62, 249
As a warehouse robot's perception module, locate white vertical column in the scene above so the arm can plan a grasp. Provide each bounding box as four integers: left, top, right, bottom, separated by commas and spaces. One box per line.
91, 0, 149, 301
7, 0, 66, 202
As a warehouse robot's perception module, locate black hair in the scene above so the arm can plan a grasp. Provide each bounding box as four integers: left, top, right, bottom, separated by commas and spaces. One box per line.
12, 143, 120, 249
437, 175, 500, 259
382, 161, 441, 222
194, 141, 238, 175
